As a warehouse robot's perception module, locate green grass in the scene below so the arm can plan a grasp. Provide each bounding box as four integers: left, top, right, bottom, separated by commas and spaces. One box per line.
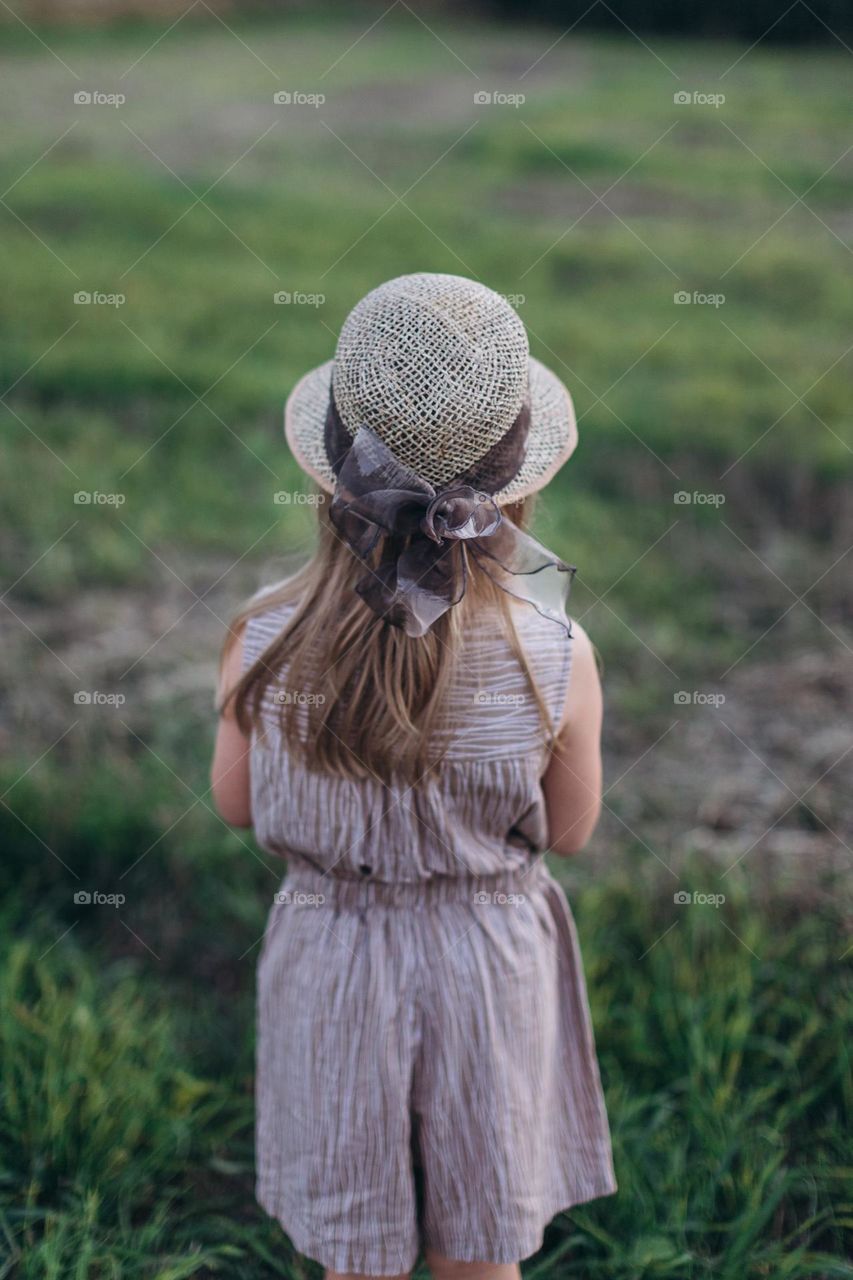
1, 10, 851, 1278
1, 765, 851, 1277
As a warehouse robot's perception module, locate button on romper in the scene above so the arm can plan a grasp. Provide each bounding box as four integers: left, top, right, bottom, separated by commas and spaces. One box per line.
245, 597, 617, 1276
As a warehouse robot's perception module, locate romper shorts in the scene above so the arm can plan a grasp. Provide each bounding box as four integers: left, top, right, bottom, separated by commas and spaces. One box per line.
255, 858, 617, 1276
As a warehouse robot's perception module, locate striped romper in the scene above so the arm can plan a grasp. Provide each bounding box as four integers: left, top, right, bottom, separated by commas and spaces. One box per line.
243, 596, 617, 1276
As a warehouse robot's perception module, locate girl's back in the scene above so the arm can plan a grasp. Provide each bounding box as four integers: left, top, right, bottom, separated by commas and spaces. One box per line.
243, 594, 571, 882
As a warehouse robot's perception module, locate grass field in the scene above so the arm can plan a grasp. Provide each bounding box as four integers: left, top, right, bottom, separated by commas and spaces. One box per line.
0, 8, 851, 1278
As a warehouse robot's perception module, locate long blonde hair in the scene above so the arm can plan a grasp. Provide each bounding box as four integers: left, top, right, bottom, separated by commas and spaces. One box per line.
222, 494, 554, 784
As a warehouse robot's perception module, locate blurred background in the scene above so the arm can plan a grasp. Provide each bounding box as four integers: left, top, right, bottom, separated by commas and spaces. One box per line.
1, 2, 851, 1277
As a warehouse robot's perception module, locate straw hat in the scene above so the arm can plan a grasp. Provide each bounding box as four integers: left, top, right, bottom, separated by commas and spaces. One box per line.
284, 273, 578, 505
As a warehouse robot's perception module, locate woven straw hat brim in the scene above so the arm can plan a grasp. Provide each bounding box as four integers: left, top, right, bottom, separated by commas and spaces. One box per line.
284, 355, 577, 505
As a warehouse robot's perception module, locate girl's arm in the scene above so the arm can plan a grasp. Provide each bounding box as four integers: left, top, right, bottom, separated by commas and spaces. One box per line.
211, 625, 253, 828
542, 621, 603, 856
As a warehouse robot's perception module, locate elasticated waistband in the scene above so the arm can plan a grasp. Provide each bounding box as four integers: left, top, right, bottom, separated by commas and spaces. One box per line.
280, 857, 548, 910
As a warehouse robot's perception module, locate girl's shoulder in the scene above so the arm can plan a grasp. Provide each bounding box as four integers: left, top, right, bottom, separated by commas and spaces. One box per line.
503, 597, 575, 673
240, 582, 301, 672
453, 600, 576, 740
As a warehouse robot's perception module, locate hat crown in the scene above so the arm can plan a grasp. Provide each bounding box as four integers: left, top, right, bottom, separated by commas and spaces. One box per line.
332, 273, 529, 486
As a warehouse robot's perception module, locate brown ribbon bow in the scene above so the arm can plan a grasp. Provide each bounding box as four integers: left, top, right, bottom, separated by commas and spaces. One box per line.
327, 423, 574, 638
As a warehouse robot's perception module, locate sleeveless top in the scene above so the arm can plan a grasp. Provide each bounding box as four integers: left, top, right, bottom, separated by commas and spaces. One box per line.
241, 593, 573, 882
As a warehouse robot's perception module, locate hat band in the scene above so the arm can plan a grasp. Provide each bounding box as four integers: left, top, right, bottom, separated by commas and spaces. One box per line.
326, 422, 574, 638
323, 391, 530, 495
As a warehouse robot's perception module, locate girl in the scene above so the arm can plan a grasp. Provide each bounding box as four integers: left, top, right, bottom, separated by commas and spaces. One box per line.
211, 274, 616, 1280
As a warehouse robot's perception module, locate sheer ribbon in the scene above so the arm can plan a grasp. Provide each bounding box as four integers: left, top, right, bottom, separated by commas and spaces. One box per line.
326, 417, 575, 638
